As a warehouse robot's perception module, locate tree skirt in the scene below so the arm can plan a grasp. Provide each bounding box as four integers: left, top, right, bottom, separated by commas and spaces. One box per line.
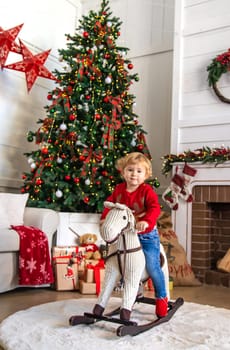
0, 297, 229, 350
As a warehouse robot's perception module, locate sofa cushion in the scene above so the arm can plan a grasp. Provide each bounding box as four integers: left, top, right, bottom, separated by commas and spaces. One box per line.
0, 228, 20, 252
0, 193, 29, 229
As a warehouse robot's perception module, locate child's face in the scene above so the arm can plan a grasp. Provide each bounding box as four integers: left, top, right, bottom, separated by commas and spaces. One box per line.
122, 162, 148, 189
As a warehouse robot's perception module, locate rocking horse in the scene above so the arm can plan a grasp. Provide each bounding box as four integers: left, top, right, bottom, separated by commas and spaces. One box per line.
70, 202, 183, 336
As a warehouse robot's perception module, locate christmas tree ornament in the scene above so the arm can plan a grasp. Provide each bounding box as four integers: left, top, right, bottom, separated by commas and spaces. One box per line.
162, 173, 184, 210
4, 39, 56, 92
28, 157, 34, 164
179, 163, 197, 202
60, 123, 67, 131
85, 178, 90, 185
105, 76, 112, 84
30, 162, 36, 169
0, 23, 23, 68
55, 189, 63, 198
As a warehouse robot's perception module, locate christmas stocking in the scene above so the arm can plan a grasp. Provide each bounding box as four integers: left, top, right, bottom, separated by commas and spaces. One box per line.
179, 163, 197, 202
162, 173, 184, 210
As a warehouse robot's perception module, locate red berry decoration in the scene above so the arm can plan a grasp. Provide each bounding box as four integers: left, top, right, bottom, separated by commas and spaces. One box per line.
128, 63, 133, 69
47, 94, 52, 100
104, 53, 110, 59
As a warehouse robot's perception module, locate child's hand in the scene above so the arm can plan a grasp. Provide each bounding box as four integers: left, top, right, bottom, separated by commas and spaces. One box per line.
136, 221, 149, 232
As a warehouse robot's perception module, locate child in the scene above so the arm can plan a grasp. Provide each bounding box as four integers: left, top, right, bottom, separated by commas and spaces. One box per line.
100, 152, 168, 317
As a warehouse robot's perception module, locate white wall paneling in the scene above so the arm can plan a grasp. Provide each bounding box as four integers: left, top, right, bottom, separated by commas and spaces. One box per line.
171, 0, 230, 154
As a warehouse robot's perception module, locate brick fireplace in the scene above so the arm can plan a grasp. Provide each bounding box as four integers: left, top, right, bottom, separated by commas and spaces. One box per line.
171, 162, 230, 287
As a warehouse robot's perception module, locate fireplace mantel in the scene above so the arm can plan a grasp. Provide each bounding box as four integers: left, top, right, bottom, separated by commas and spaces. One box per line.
171, 161, 230, 264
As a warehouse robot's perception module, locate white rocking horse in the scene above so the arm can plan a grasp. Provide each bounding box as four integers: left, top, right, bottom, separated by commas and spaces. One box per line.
92, 201, 169, 321
69, 201, 183, 336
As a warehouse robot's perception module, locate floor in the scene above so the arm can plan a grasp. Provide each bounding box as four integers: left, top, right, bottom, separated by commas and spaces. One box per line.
0, 284, 229, 323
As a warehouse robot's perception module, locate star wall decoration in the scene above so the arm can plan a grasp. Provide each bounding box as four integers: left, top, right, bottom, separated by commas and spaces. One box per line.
4, 39, 57, 92
0, 23, 23, 68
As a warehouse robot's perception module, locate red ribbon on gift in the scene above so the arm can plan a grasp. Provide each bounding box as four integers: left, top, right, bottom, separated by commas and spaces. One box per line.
86, 259, 105, 295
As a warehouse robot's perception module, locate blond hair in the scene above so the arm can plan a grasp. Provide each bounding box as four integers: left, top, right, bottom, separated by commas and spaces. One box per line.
116, 152, 152, 179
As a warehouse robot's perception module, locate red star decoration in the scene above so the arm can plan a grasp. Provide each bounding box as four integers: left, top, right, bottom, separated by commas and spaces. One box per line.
4, 39, 57, 92
0, 24, 23, 68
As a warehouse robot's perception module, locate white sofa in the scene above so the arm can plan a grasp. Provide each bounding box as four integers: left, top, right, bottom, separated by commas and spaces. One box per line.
0, 207, 59, 293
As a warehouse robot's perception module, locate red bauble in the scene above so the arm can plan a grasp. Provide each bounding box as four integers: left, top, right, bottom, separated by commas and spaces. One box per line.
21, 188, 25, 193
83, 196, 89, 203
96, 181, 101, 185
65, 175, 71, 181
102, 170, 108, 176
128, 63, 133, 69
74, 177, 80, 183
41, 147, 49, 154
104, 53, 110, 59
79, 155, 86, 161
21, 174, 26, 179
85, 95, 91, 100
83, 31, 89, 38
95, 113, 101, 120
69, 114, 76, 121
35, 178, 42, 185
137, 144, 144, 150
47, 94, 52, 100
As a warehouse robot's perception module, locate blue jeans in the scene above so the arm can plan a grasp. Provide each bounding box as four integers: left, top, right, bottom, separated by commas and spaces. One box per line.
138, 228, 167, 298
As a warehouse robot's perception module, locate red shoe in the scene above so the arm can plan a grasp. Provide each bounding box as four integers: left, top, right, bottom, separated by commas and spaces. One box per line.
156, 297, 168, 318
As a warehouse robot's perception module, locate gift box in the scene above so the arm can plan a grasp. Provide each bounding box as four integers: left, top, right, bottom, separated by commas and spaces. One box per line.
52, 245, 86, 258
79, 280, 97, 294
53, 256, 79, 291
81, 260, 105, 295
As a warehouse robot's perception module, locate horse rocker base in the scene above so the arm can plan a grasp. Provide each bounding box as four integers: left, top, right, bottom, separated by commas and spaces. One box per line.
69, 296, 184, 337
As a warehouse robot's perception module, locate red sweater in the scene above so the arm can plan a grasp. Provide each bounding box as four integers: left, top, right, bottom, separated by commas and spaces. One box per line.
101, 182, 161, 234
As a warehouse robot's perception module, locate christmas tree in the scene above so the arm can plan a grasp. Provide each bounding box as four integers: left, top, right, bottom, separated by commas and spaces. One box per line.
21, 0, 157, 213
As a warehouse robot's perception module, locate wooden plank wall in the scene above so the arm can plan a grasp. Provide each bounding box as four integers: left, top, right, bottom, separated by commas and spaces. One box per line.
171, 0, 230, 154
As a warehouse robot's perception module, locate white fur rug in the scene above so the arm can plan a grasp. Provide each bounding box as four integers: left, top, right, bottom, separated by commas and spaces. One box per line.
0, 297, 229, 350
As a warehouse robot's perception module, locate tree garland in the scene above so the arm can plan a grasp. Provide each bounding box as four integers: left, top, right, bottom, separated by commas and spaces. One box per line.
161, 146, 230, 175
207, 48, 230, 103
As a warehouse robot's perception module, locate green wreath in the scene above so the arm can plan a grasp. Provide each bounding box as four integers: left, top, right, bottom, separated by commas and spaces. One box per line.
207, 49, 230, 103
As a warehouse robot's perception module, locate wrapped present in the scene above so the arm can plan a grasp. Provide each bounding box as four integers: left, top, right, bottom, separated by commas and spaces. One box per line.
53, 256, 79, 291
79, 280, 97, 294
84, 259, 105, 295
52, 246, 86, 259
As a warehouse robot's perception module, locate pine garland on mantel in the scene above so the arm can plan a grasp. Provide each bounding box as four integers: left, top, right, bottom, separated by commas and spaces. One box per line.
161, 146, 230, 175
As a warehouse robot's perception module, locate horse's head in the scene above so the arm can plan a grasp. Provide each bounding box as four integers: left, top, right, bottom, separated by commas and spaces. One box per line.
100, 201, 136, 244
